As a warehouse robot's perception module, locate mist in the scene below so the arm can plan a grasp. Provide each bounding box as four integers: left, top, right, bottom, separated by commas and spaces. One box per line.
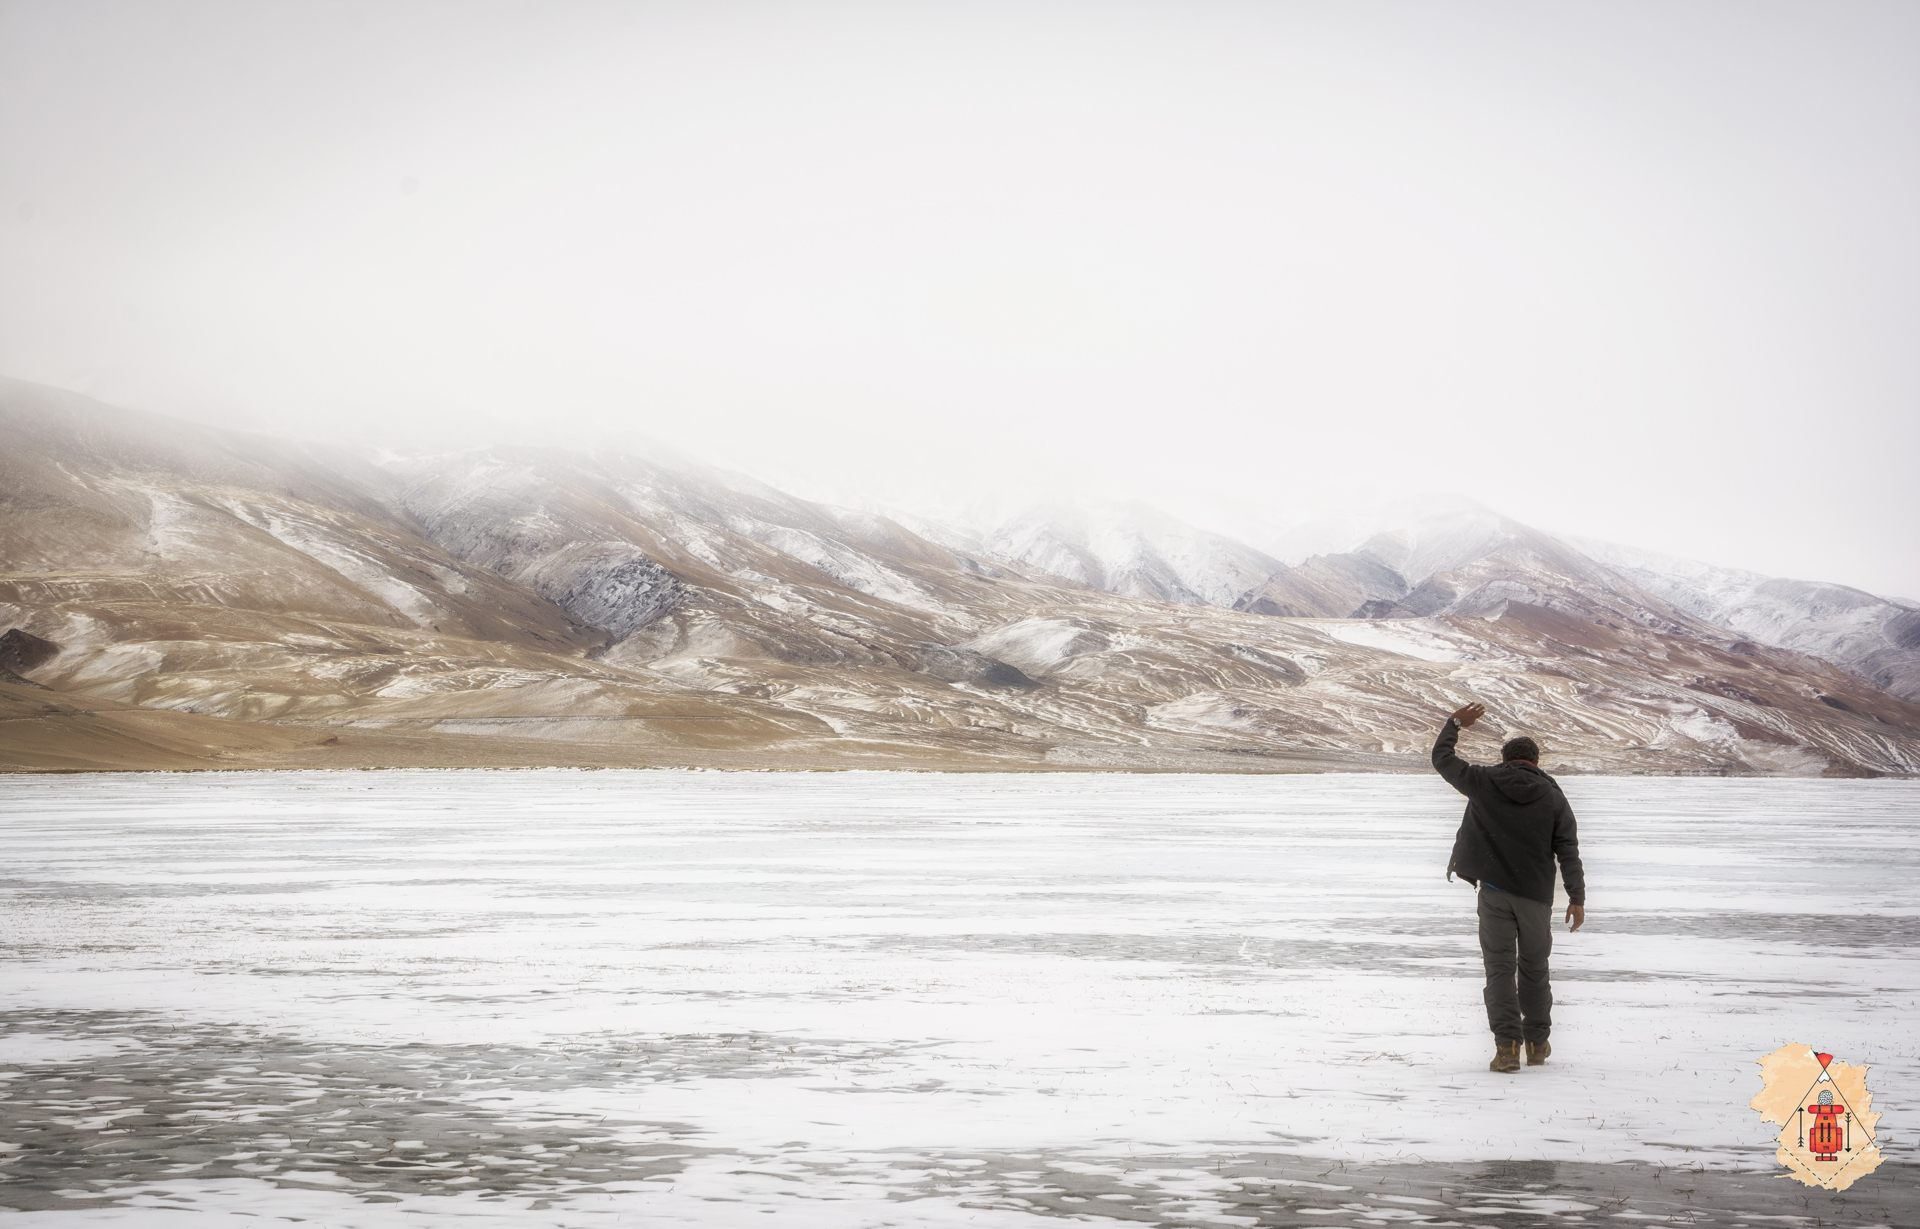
3, 0, 1916, 595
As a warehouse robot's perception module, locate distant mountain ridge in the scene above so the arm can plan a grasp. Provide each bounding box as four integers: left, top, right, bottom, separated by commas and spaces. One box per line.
1576, 537, 1920, 703
2, 374, 1916, 775
939, 497, 1920, 704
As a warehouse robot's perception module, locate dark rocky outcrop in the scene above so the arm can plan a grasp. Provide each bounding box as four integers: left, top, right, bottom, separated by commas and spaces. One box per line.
0, 628, 59, 676
553, 555, 685, 639
1352, 597, 1409, 619
913, 646, 1040, 690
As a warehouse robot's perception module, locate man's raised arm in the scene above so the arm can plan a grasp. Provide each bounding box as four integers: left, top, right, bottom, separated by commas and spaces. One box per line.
1432, 702, 1487, 796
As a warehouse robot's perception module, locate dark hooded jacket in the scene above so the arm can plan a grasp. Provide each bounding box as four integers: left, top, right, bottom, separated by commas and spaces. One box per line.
1432, 718, 1585, 906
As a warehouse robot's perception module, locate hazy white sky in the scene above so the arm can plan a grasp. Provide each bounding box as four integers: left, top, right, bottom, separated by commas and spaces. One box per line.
3, 1, 1916, 595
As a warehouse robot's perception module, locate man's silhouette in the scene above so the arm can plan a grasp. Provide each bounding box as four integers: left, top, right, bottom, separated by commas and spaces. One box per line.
1432, 702, 1586, 1073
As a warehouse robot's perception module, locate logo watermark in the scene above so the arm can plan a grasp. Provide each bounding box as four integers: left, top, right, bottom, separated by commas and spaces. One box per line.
1749, 1045, 1883, 1190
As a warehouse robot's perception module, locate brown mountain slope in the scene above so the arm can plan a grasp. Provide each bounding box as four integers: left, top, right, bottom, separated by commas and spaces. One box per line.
2, 377, 1917, 776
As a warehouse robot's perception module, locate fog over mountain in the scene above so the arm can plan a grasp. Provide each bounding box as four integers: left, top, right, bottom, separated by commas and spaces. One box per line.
3, 376, 1915, 775
4, 1, 1917, 601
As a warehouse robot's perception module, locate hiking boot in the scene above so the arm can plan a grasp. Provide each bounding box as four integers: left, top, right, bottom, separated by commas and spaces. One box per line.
1490, 1039, 1521, 1073
1526, 1040, 1551, 1066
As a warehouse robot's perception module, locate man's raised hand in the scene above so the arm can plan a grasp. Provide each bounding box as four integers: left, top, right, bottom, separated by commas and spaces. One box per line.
1449, 702, 1487, 728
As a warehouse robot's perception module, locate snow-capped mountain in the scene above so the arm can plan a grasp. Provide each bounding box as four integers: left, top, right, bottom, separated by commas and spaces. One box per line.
3, 375, 1917, 776
1185, 491, 1500, 569
1232, 552, 1409, 619
905, 498, 1290, 609
974, 498, 1712, 634
1578, 538, 1920, 702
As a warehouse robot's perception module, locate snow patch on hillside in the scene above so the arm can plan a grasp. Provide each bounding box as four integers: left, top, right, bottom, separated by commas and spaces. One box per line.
214, 499, 440, 626
961, 618, 1108, 677
755, 526, 946, 614
1145, 692, 1261, 733
1316, 620, 1465, 662
1646, 704, 1741, 751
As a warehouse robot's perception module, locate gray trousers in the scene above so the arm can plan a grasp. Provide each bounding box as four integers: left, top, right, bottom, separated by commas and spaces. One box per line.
1477, 885, 1553, 1042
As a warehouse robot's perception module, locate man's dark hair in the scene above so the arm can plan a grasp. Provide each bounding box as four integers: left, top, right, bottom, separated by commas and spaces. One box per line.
1501, 736, 1540, 763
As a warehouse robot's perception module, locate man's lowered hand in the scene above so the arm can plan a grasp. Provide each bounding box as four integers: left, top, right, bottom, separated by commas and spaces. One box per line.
1565, 903, 1585, 932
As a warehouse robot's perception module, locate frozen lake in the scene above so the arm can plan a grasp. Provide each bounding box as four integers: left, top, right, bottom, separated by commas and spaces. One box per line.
2, 770, 1916, 1226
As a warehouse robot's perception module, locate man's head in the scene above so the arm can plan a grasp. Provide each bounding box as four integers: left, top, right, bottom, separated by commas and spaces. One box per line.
1501, 736, 1540, 764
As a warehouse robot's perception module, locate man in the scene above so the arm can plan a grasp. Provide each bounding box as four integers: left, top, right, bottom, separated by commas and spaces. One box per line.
1432, 702, 1585, 1074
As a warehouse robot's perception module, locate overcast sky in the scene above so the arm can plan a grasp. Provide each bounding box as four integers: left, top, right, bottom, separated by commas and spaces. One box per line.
3, 0, 1916, 595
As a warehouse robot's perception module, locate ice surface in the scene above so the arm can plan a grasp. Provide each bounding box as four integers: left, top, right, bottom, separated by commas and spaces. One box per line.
0, 1033, 142, 1064
2, 770, 1916, 1226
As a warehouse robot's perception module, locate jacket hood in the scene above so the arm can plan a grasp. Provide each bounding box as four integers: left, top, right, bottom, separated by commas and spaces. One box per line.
1489, 760, 1555, 805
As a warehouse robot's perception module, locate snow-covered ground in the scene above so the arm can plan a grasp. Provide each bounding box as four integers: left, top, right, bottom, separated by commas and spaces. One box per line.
1, 771, 1915, 1226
